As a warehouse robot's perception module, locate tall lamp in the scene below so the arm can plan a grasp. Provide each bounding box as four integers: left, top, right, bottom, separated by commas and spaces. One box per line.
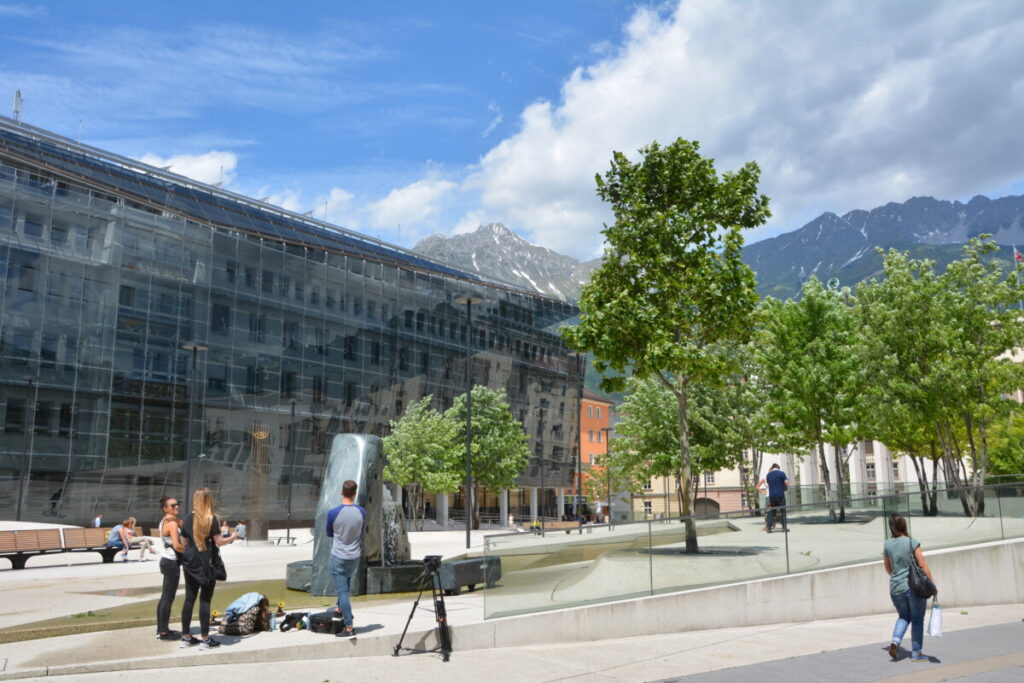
454, 293, 482, 550
601, 426, 614, 526
181, 341, 208, 514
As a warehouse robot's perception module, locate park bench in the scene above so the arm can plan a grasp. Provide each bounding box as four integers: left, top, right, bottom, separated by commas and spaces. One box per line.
0, 527, 120, 569
543, 521, 589, 534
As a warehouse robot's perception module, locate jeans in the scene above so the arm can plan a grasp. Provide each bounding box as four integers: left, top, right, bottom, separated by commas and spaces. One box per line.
766, 495, 787, 531
181, 569, 216, 637
890, 589, 926, 654
330, 555, 360, 627
156, 558, 180, 633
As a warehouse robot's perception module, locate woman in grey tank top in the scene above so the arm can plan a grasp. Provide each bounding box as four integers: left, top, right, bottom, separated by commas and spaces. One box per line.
155, 496, 184, 641
882, 514, 937, 662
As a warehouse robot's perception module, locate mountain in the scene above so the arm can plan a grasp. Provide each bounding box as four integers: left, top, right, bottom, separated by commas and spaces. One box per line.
414, 194, 1024, 304
745, 194, 1024, 298
413, 223, 599, 301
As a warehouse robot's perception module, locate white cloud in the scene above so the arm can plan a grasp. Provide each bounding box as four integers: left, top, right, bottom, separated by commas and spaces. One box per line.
139, 150, 238, 186
467, 0, 1024, 259
0, 3, 45, 17
452, 210, 487, 235
366, 176, 456, 229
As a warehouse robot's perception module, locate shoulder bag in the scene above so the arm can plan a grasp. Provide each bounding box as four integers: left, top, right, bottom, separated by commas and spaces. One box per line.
906, 539, 936, 598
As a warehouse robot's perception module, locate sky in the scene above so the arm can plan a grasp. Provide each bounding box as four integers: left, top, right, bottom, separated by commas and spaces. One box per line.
2, 0, 1023, 260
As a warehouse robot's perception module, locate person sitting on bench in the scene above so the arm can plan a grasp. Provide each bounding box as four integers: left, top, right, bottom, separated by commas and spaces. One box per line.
106, 517, 158, 562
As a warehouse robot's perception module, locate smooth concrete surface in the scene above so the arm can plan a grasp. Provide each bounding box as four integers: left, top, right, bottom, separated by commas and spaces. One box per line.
2, 604, 1021, 681
481, 510, 1024, 618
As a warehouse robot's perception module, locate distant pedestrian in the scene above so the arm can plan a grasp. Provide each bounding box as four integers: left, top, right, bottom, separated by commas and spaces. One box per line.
220, 520, 230, 538
92, 513, 104, 528
531, 519, 541, 535
156, 496, 184, 642
507, 513, 515, 529
234, 521, 246, 541
325, 480, 365, 639
757, 464, 789, 533
180, 487, 237, 650
883, 513, 937, 662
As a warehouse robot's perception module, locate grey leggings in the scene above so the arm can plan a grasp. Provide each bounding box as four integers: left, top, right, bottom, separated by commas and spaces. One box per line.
181, 570, 216, 637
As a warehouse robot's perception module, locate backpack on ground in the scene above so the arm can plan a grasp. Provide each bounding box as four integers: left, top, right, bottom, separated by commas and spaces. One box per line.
218, 595, 270, 636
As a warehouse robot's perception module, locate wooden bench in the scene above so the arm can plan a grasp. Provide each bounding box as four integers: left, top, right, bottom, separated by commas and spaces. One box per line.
61, 528, 121, 564
0, 528, 120, 569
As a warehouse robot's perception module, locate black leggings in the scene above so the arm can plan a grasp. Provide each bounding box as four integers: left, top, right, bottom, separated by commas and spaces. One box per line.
156, 558, 180, 633
181, 570, 216, 637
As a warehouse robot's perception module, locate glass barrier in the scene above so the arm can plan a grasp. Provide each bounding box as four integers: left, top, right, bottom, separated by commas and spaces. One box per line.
482, 481, 1024, 620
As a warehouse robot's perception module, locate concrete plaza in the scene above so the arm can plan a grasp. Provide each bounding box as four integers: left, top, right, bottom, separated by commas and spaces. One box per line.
1, 518, 1022, 681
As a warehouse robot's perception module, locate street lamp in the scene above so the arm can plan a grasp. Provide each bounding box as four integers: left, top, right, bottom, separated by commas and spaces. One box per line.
601, 426, 614, 526
15, 376, 37, 521
181, 342, 208, 514
531, 456, 556, 536
454, 293, 483, 550
571, 352, 585, 517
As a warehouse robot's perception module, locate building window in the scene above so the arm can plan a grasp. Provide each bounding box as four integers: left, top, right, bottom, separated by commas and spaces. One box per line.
211, 303, 231, 333
643, 479, 652, 491
597, 407, 602, 419
280, 371, 296, 398
17, 264, 36, 292
370, 340, 381, 365
588, 405, 593, 418
588, 430, 594, 442
866, 462, 876, 480
704, 472, 715, 485
892, 462, 900, 480
343, 336, 358, 361
261, 270, 274, 293
404, 310, 414, 328
4, 399, 26, 433
643, 501, 652, 516
597, 430, 602, 443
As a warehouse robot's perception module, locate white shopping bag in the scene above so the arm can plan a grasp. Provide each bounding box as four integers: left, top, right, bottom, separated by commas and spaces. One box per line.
929, 602, 942, 637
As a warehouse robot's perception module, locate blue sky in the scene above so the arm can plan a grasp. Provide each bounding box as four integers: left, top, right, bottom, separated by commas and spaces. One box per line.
2, 1, 1023, 258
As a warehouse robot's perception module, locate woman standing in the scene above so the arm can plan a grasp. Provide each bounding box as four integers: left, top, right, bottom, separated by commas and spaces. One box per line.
179, 488, 237, 650
882, 514, 937, 661
156, 496, 184, 641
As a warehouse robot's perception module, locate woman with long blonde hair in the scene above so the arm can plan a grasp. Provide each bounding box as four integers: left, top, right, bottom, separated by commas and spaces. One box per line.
179, 488, 236, 650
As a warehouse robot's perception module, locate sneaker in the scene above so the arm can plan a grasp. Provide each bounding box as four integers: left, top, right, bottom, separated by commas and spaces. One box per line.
180, 635, 201, 648
199, 637, 221, 650
888, 642, 898, 660
340, 626, 356, 639
157, 631, 181, 641
910, 654, 928, 662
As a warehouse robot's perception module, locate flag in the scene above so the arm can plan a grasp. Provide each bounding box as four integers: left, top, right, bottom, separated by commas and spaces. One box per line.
1015, 245, 1023, 263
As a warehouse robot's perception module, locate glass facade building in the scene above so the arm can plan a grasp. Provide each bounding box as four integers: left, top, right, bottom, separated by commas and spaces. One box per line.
0, 119, 581, 535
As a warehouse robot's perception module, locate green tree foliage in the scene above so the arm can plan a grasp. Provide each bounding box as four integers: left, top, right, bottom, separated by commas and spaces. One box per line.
852, 237, 1024, 515
446, 386, 530, 529
757, 277, 861, 521
382, 396, 462, 530
564, 139, 768, 552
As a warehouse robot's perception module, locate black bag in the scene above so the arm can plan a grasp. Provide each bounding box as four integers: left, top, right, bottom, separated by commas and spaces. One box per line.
212, 543, 227, 582
279, 612, 306, 632
309, 610, 345, 635
906, 540, 936, 598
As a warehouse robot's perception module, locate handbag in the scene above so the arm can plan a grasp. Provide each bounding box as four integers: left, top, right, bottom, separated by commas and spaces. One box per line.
928, 600, 943, 637
212, 543, 227, 582
906, 540, 936, 598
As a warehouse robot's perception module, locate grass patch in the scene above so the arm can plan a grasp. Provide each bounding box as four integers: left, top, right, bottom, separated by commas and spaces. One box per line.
0, 579, 414, 644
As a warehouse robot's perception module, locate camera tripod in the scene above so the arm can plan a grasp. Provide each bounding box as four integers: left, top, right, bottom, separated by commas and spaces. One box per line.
392, 555, 452, 662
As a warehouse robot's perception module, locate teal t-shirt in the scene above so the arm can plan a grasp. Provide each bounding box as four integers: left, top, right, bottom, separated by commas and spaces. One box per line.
883, 535, 920, 595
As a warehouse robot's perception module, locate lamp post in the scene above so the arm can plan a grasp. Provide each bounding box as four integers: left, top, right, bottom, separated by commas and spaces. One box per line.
181, 342, 208, 514
285, 400, 296, 545
572, 353, 585, 517
454, 293, 482, 550
601, 426, 613, 526
531, 456, 555, 536
15, 376, 37, 521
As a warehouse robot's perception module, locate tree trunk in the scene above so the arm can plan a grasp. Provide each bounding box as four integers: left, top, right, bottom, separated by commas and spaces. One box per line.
815, 424, 835, 519
677, 377, 698, 553
929, 455, 939, 516
908, 453, 935, 517
976, 407, 989, 515
937, 419, 973, 515
832, 442, 846, 522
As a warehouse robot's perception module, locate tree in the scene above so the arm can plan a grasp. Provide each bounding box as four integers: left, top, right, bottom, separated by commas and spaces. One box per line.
382, 396, 462, 531
564, 139, 768, 552
757, 277, 862, 521
445, 386, 531, 529
854, 249, 949, 515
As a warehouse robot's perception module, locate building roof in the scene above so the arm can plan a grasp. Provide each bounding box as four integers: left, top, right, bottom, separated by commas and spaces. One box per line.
0, 117, 539, 295
582, 389, 615, 405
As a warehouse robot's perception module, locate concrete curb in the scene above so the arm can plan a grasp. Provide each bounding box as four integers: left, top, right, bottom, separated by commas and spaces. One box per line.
2, 536, 1020, 679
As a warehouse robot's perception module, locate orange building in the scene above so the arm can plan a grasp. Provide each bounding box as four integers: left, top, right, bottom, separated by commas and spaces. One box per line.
580, 390, 614, 466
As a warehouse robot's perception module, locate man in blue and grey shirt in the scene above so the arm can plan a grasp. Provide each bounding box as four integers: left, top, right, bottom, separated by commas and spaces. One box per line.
325, 479, 365, 638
